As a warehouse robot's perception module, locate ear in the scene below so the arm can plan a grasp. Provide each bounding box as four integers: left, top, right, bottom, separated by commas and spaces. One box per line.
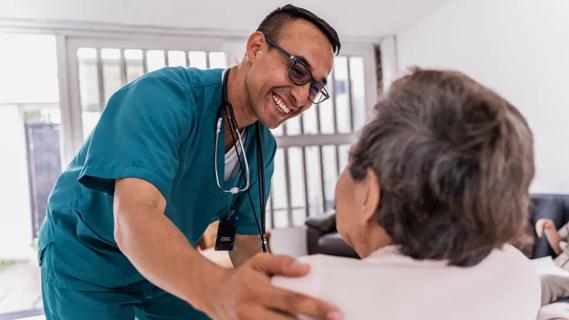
245, 31, 265, 63
360, 168, 381, 225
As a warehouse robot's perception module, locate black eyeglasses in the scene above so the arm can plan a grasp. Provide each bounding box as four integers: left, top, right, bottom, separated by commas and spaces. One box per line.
265, 37, 330, 104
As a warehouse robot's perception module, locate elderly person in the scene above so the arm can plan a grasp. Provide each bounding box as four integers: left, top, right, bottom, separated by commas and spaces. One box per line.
274, 68, 541, 319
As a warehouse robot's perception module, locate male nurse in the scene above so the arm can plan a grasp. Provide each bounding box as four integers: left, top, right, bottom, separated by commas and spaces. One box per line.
39, 4, 343, 320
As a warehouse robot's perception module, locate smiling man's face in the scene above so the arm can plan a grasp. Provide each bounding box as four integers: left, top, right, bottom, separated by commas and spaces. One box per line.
245, 19, 334, 129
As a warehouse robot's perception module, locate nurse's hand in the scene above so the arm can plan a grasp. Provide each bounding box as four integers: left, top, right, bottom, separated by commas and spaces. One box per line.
204, 253, 342, 320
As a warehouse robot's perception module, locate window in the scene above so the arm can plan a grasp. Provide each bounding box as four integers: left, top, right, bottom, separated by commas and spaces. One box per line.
75, 46, 227, 139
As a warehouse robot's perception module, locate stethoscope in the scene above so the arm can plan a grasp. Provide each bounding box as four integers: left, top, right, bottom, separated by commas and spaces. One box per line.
214, 68, 268, 253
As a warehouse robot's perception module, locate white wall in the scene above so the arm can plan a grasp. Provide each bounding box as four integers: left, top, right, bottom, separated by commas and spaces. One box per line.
389, 0, 569, 194
0, 106, 33, 260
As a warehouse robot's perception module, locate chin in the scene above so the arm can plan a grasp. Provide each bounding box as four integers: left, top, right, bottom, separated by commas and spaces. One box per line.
257, 119, 278, 129
259, 114, 285, 129
265, 121, 281, 130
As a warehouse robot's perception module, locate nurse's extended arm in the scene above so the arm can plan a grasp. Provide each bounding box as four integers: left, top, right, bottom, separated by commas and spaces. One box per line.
113, 177, 342, 320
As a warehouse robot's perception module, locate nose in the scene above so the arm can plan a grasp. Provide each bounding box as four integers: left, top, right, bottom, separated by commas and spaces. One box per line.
290, 82, 311, 108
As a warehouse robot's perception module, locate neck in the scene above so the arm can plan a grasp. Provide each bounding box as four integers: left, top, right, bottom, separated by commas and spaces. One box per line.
223, 65, 256, 151
225, 65, 256, 129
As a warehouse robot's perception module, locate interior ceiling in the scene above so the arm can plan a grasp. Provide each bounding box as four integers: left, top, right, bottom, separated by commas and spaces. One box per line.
0, 0, 451, 40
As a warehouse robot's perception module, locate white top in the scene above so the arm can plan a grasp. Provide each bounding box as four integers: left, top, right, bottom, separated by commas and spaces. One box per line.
221, 68, 246, 181
224, 131, 246, 180
273, 244, 541, 320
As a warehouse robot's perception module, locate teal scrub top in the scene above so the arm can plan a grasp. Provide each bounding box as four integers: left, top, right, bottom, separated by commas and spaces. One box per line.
38, 67, 276, 290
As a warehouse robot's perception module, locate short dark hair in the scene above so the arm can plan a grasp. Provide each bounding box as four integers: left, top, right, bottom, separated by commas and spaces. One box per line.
349, 68, 534, 267
257, 4, 341, 55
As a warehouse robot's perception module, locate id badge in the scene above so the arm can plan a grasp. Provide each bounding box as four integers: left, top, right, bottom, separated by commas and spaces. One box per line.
215, 211, 237, 251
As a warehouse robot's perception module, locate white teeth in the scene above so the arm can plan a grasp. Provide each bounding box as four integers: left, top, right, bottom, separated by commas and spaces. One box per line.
272, 94, 291, 114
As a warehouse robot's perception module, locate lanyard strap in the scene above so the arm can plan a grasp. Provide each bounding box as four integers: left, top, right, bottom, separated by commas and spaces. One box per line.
255, 122, 266, 240
221, 68, 268, 252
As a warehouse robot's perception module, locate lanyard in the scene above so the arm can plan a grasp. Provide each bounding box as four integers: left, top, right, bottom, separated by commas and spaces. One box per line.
216, 68, 268, 253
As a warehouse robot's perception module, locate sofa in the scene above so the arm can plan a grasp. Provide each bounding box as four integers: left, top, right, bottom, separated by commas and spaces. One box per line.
306, 194, 569, 259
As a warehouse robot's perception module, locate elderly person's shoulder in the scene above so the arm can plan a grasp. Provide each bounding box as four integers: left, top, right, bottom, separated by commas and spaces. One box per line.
272, 244, 540, 319
274, 244, 536, 281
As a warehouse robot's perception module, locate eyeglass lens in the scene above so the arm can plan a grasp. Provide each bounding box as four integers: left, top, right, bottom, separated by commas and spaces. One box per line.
289, 61, 326, 103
